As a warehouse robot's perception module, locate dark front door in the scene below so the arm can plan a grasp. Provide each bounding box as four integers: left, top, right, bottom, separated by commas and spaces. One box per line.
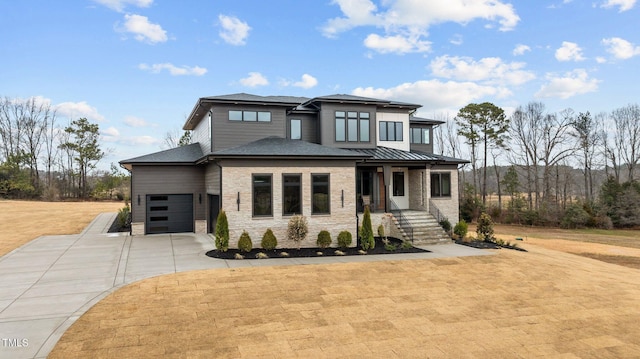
208, 194, 220, 233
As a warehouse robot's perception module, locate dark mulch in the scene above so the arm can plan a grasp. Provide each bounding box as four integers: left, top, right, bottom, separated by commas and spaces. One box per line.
206, 236, 429, 259
455, 239, 528, 252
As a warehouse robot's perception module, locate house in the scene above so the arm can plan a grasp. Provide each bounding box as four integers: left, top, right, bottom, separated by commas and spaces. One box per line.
119, 93, 467, 248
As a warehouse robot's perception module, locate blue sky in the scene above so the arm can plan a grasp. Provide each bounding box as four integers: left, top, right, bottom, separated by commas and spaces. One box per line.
1, 0, 639, 168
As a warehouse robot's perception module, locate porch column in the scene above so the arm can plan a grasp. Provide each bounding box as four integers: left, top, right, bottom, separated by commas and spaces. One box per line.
383, 164, 392, 212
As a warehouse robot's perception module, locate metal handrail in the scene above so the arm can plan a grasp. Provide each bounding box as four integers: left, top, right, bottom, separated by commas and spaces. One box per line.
389, 198, 413, 242
429, 198, 447, 223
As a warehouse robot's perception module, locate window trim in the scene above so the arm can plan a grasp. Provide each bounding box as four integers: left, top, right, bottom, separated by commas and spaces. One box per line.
282, 173, 302, 216
311, 173, 330, 215
392, 171, 405, 197
252, 174, 273, 217
430, 172, 452, 198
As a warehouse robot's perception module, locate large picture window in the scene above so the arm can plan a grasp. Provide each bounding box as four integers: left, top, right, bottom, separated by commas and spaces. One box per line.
229, 110, 271, 122
311, 174, 330, 214
410, 127, 430, 144
379, 121, 403, 141
393, 172, 405, 196
431, 173, 451, 197
283, 174, 302, 215
253, 174, 272, 216
335, 111, 370, 142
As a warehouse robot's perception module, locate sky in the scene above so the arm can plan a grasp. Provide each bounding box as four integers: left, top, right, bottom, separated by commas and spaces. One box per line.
1, 0, 639, 169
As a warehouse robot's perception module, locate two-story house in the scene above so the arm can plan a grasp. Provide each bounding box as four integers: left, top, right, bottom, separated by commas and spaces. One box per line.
120, 93, 467, 248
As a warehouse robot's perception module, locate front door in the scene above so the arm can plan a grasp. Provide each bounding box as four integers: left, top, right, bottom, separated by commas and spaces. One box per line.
208, 194, 220, 233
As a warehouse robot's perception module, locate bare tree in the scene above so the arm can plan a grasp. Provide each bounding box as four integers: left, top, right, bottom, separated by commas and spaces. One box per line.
609, 104, 640, 182
540, 110, 575, 206
570, 111, 600, 203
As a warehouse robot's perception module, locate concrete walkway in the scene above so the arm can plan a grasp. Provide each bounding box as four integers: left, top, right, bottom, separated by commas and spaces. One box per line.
0, 213, 492, 359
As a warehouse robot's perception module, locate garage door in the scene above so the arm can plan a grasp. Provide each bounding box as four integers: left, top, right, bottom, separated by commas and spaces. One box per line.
146, 194, 193, 234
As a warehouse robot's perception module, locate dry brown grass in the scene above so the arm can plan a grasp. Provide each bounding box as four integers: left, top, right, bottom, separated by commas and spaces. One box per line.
0, 200, 123, 256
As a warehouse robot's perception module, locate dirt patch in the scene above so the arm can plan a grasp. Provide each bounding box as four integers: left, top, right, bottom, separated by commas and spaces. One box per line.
571, 253, 640, 270
0, 200, 124, 256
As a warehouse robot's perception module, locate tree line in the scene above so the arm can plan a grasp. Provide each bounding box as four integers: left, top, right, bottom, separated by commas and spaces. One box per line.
435, 101, 640, 228
0, 96, 128, 200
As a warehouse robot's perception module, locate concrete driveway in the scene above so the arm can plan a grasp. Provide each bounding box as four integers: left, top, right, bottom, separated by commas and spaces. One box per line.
0, 213, 491, 359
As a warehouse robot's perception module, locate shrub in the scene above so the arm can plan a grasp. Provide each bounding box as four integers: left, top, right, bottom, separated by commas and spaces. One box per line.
561, 203, 590, 229
317, 230, 332, 249
261, 228, 277, 250
238, 231, 253, 252
476, 213, 495, 242
400, 241, 413, 250
287, 215, 308, 249
361, 206, 375, 251
453, 220, 468, 239
439, 218, 452, 233
117, 203, 131, 229
214, 210, 229, 252
377, 224, 385, 239
384, 242, 397, 251
337, 230, 352, 249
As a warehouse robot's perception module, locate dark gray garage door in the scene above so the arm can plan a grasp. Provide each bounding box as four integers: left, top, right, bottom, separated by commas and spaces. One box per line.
146, 194, 193, 234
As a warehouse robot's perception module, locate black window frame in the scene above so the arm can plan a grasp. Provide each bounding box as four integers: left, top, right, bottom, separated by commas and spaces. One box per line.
379, 121, 403, 141
228, 110, 272, 122
311, 173, 330, 215
410, 127, 431, 144
252, 174, 273, 217
393, 171, 405, 196
282, 173, 302, 216
430, 172, 451, 197
335, 111, 371, 143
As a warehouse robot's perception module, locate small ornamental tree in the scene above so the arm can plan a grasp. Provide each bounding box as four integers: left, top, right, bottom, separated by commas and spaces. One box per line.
476, 213, 495, 242
214, 210, 229, 252
377, 223, 386, 241
361, 206, 375, 251
453, 220, 468, 239
317, 230, 332, 249
238, 231, 253, 252
261, 228, 277, 250
337, 230, 352, 249
287, 215, 308, 249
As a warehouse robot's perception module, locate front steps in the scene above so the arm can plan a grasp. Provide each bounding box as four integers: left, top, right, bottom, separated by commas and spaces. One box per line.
391, 210, 452, 245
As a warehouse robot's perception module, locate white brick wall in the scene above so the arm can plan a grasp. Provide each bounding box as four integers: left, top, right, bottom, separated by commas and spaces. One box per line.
428, 166, 460, 222
220, 164, 357, 249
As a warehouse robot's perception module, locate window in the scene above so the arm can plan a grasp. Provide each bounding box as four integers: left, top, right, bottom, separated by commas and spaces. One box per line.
290, 119, 301, 140
379, 121, 403, 141
393, 172, 405, 196
311, 174, 330, 214
253, 174, 272, 216
283, 174, 302, 215
335, 111, 371, 142
431, 173, 451, 197
229, 110, 271, 122
410, 127, 430, 144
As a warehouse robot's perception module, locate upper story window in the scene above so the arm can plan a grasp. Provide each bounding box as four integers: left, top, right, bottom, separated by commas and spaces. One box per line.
410, 127, 430, 144
379, 121, 403, 141
290, 119, 301, 140
229, 110, 271, 122
335, 111, 370, 142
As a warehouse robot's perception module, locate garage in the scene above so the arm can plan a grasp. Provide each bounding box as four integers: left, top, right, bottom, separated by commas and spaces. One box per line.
146, 194, 194, 234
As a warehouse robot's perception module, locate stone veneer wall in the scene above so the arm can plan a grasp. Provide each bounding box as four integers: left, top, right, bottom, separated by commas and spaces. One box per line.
220, 160, 357, 249
408, 168, 427, 211
428, 165, 460, 222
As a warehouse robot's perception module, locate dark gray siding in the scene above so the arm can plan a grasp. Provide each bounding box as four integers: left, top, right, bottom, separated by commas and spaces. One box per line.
205, 163, 221, 195
131, 165, 206, 223
286, 113, 318, 143
211, 104, 287, 151
409, 124, 434, 153
192, 108, 212, 153
318, 103, 377, 149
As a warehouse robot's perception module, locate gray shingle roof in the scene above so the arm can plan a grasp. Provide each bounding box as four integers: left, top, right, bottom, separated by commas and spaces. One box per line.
211, 137, 369, 159
303, 94, 421, 109
120, 143, 203, 167
410, 116, 445, 125
348, 147, 468, 164
201, 93, 310, 105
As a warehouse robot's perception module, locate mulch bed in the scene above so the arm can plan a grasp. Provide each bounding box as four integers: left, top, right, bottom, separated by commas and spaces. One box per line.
206, 236, 429, 259
455, 239, 528, 252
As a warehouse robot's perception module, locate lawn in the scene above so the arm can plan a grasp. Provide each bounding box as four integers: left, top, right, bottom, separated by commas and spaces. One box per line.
0, 200, 124, 257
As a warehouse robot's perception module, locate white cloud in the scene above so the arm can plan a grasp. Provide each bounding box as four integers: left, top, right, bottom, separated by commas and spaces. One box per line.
535, 69, 600, 99
363, 33, 431, 54
602, 37, 640, 59
596, 56, 607, 63
322, 0, 520, 54
601, 0, 636, 12
122, 135, 161, 146
353, 79, 509, 114
240, 72, 269, 87
101, 127, 121, 142
293, 74, 318, 89
555, 41, 585, 61
513, 44, 531, 56
54, 101, 105, 122
138, 63, 207, 76
93, 0, 152, 12
123, 116, 152, 127
120, 14, 167, 44
450, 34, 463, 46
429, 55, 535, 86
218, 15, 251, 45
